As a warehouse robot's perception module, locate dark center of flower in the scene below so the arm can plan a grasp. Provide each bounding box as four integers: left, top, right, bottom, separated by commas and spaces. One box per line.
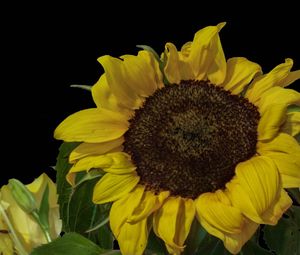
123, 80, 260, 199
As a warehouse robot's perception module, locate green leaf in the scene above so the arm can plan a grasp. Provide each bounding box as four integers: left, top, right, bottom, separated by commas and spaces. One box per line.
183, 219, 207, 255
194, 232, 230, 255
97, 224, 114, 250
295, 133, 300, 143
38, 184, 50, 231
55, 142, 114, 248
55, 142, 80, 232
144, 230, 167, 255
30, 232, 121, 255
263, 205, 300, 255
288, 188, 300, 205
240, 240, 272, 255
67, 176, 113, 248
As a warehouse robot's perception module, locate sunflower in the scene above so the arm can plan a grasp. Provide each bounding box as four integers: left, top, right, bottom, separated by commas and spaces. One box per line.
54, 22, 300, 254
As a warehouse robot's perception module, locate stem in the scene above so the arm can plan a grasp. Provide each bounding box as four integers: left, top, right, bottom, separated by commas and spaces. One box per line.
31, 211, 52, 243
0, 202, 28, 255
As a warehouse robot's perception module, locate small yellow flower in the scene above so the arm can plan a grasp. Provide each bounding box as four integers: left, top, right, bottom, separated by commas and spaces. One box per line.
0, 173, 62, 254
0, 205, 13, 255
54, 23, 300, 254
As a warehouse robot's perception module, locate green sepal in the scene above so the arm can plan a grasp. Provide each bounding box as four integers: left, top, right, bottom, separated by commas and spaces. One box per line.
136, 44, 170, 85
30, 232, 121, 255
136, 45, 161, 63
70, 84, 92, 91
38, 184, 50, 231
287, 104, 300, 113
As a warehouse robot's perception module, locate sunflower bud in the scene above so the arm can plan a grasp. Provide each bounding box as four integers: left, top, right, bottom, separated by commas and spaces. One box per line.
8, 179, 37, 214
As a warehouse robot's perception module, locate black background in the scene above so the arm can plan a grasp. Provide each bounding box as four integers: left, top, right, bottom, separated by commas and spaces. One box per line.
3, 5, 300, 186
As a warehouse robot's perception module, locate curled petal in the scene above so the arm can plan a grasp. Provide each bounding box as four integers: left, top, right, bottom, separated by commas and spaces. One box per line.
69, 137, 124, 163
246, 58, 295, 103
117, 219, 150, 255
109, 185, 145, 237
164, 43, 194, 84
92, 74, 126, 114
221, 57, 262, 94
281, 111, 300, 136
127, 190, 169, 224
227, 156, 292, 225
67, 152, 136, 185
153, 197, 195, 254
256, 87, 300, 141
258, 133, 300, 188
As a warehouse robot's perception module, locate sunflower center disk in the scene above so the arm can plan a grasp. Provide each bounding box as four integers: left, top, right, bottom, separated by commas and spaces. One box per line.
124, 80, 260, 199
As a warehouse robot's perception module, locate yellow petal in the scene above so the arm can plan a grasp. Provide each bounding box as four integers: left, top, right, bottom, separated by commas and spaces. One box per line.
127, 190, 169, 223
54, 108, 129, 143
257, 104, 287, 141
163, 23, 226, 85
206, 25, 227, 85
0, 214, 13, 255
98, 51, 160, 110
280, 175, 300, 188
195, 191, 244, 234
197, 203, 259, 254
92, 173, 139, 204
120, 50, 164, 96
227, 156, 292, 225
180, 41, 192, 57
258, 133, 300, 188
261, 189, 292, 224
258, 86, 300, 113
67, 152, 136, 185
153, 197, 195, 254
91, 74, 123, 113
221, 57, 262, 94
110, 185, 145, 237
281, 111, 300, 136
0, 232, 14, 255
118, 218, 149, 255
256, 87, 300, 141
164, 42, 194, 84
189, 22, 226, 81
195, 189, 259, 254
280, 69, 300, 87
0, 174, 61, 252
69, 152, 135, 174
98, 56, 141, 109
246, 58, 294, 103
69, 137, 124, 163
